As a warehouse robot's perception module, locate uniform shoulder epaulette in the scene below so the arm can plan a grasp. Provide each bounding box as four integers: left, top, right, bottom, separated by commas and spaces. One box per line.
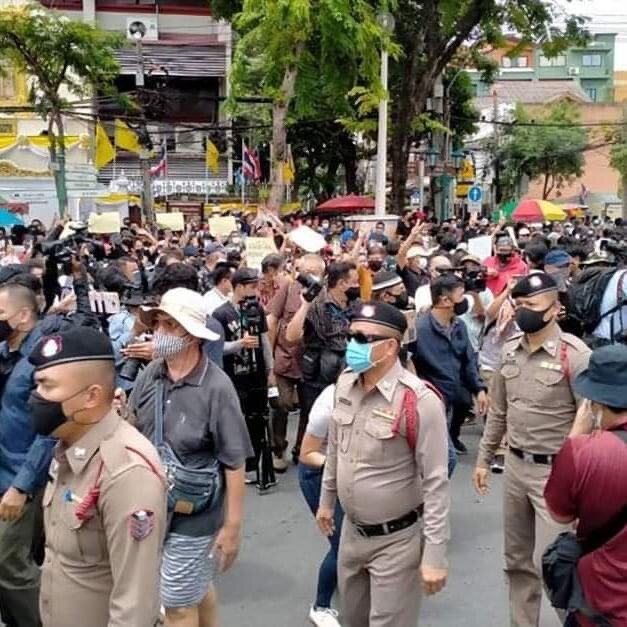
398, 370, 433, 400
99, 434, 135, 477
560, 333, 589, 352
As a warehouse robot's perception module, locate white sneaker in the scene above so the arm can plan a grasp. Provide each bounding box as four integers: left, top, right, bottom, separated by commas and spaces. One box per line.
309, 606, 341, 627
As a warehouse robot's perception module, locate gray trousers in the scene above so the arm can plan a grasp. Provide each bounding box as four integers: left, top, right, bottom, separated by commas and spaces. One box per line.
339, 519, 423, 627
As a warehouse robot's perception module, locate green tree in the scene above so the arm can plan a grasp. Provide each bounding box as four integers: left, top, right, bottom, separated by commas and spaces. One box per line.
226, 0, 391, 213
497, 102, 588, 200
387, 0, 587, 211
0, 4, 121, 216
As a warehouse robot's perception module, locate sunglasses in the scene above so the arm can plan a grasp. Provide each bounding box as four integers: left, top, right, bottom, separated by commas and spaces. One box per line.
347, 331, 392, 344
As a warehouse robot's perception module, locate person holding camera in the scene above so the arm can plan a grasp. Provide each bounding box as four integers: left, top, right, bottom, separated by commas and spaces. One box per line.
285, 261, 360, 465
267, 254, 325, 473
213, 269, 274, 486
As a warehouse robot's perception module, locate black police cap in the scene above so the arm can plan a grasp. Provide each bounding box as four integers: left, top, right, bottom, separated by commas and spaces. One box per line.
352, 301, 407, 335
231, 267, 259, 287
511, 272, 558, 299
371, 271, 403, 292
29, 327, 114, 372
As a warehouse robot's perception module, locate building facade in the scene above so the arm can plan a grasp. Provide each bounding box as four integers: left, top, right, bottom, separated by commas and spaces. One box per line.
471, 33, 617, 103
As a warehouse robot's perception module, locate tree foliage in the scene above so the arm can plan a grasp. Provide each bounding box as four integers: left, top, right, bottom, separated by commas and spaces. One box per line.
386, 0, 588, 211
0, 3, 122, 215
497, 102, 588, 200
227, 0, 393, 212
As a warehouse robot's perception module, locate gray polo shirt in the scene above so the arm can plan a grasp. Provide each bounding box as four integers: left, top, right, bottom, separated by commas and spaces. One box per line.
129, 353, 253, 536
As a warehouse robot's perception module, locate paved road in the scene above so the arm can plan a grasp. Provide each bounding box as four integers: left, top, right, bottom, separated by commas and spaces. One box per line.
218, 423, 563, 627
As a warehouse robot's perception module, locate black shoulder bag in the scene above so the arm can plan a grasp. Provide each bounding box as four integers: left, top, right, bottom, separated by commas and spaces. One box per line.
542, 430, 627, 627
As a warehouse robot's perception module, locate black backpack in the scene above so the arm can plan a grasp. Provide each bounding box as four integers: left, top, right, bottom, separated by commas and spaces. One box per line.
568, 268, 621, 335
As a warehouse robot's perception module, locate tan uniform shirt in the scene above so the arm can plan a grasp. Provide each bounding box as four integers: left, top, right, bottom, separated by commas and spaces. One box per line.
478, 325, 591, 468
320, 360, 450, 568
40, 411, 167, 627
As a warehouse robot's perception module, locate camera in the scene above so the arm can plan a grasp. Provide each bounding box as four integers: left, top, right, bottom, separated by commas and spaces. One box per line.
39, 224, 104, 266
240, 295, 263, 330
119, 332, 151, 382
296, 272, 323, 303
463, 269, 487, 293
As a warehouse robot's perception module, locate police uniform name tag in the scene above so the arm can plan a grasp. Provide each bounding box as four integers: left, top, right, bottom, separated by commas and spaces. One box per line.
372, 409, 395, 422
540, 361, 562, 372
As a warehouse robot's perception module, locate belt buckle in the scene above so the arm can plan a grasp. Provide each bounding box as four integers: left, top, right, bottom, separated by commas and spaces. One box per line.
381, 522, 390, 535
355, 524, 368, 538
522, 451, 534, 464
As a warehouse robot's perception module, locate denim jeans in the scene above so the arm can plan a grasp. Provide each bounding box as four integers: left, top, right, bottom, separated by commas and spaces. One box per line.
446, 406, 458, 478
298, 463, 344, 609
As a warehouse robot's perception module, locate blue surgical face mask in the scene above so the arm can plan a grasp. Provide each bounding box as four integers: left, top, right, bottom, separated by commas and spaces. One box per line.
346, 339, 376, 373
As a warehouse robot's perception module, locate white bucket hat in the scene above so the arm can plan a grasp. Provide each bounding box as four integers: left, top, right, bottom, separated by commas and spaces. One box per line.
139, 288, 219, 341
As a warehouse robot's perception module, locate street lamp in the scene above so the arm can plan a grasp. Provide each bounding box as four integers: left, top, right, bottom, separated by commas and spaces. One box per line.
451, 149, 465, 173
425, 146, 439, 171
128, 21, 146, 87
375, 11, 395, 216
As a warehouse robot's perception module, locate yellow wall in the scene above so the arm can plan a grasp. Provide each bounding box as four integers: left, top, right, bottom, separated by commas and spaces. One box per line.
616, 71, 627, 103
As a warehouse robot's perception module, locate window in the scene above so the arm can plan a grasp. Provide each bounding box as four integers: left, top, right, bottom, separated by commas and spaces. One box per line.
585, 87, 598, 101
0, 74, 15, 100
582, 54, 602, 67
501, 56, 528, 68
538, 54, 567, 67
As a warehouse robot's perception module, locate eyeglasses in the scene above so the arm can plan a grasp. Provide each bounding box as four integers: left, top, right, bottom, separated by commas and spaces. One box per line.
347, 331, 392, 344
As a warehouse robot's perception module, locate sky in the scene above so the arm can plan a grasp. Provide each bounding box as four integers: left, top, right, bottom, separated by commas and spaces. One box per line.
563, 0, 627, 68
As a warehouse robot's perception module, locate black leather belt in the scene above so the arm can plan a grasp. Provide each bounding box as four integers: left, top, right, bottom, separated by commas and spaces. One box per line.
353, 505, 424, 538
510, 446, 556, 465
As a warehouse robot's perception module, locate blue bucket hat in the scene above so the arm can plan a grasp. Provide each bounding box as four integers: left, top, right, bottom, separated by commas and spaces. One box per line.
573, 344, 627, 408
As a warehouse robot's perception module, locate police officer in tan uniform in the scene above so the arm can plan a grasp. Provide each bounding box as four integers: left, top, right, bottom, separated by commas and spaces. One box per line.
27, 327, 167, 627
473, 273, 591, 627
317, 302, 450, 627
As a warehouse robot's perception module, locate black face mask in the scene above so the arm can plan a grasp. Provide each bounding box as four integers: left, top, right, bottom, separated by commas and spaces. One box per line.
345, 286, 361, 302
497, 253, 512, 264
0, 319, 12, 343
453, 298, 469, 316
515, 305, 553, 334
368, 259, 383, 272
393, 292, 409, 310
28, 387, 88, 437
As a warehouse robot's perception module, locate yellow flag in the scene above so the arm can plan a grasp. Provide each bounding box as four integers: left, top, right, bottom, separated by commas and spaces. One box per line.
282, 145, 295, 184
95, 123, 115, 170
206, 139, 219, 174
114, 119, 141, 154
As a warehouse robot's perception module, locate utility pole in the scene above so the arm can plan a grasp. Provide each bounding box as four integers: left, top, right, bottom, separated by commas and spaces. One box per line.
433, 74, 444, 221
130, 21, 155, 226
374, 11, 395, 216
622, 102, 627, 221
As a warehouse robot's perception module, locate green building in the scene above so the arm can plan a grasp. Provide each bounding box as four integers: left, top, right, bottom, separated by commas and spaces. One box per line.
472, 33, 616, 103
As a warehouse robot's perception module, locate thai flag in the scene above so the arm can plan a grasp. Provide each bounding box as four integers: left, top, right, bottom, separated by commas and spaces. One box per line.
242, 143, 261, 181
150, 141, 168, 177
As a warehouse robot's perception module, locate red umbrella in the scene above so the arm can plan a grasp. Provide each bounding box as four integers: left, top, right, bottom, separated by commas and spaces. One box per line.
317, 194, 375, 213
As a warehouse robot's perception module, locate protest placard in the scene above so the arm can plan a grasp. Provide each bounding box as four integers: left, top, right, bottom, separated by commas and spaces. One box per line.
88, 212, 121, 234
156, 212, 185, 232
246, 237, 278, 270
209, 216, 237, 239
468, 235, 493, 261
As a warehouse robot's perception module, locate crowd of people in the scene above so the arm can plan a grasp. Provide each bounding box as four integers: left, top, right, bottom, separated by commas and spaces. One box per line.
0, 207, 625, 627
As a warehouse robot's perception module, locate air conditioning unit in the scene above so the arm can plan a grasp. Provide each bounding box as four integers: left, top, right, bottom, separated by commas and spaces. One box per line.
126, 17, 159, 42
568, 66, 580, 77
175, 127, 205, 154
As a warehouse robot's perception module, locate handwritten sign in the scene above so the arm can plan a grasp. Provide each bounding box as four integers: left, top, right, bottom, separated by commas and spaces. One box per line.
156, 212, 185, 232
246, 237, 277, 270
89, 291, 120, 315
468, 235, 493, 261
402, 309, 417, 346
288, 225, 326, 252
88, 212, 121, 234
209, 216, 237, 239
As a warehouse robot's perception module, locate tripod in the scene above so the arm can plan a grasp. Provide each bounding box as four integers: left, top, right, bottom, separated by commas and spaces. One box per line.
239, 300, 277, 494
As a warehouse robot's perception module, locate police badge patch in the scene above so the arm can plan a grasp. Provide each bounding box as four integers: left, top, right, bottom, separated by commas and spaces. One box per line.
129, 510, 155, 540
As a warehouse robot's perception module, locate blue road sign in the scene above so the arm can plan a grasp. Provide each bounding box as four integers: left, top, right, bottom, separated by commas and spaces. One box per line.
468, 185, 482, 203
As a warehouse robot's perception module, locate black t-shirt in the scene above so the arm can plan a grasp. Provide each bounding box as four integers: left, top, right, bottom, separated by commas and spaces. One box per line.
398, 265, 428, 295
213, 300, 268, 386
